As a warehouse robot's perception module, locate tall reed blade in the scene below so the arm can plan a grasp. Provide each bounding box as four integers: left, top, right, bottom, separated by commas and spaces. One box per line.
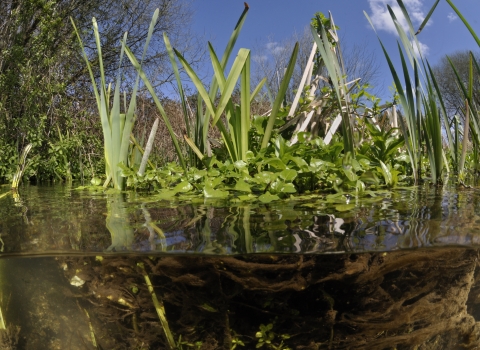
310, 23, 355, 155
364, 12, 420, 182
415, 0, 440, 35
446, 0, 480, 47
124, 10, 187, 173
261, 43, 299, 150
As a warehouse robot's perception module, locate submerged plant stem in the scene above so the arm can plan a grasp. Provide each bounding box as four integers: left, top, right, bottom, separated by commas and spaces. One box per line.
138, 262, 175, 349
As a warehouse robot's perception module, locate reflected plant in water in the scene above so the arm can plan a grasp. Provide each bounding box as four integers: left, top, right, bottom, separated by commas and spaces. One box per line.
105, 194, 134, 251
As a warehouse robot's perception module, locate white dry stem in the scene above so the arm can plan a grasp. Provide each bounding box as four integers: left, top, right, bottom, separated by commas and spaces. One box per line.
138, 118, 159, 177
288, 43, 317, 119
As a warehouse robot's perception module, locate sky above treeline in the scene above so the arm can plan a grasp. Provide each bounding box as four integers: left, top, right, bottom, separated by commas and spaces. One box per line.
191, 0, 480, 102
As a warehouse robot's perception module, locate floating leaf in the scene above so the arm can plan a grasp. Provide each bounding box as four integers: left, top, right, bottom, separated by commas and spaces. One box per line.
204, 184, 229, 199
238, 194, 257, 201
278, 183, 297, 194
335, 203, 355, 212
158, 190, 178, 200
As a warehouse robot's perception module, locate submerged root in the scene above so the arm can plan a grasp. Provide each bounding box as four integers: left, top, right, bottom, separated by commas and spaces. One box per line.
0, 325, 20, 350
60, 248, 480, 349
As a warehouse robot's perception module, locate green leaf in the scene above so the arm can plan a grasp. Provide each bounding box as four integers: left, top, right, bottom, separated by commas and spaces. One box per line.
335, 203, 355, 212
174, 181, 193, 193
258, 193, 280, 203
261, 43, 299, 149
254, 171, 277, 184
278, 182, 297, 194
234, 179, 252, 192
447, 0, 480, 47
158, 190, 178, 200
204, 184, 229, 199
238, 194, 257, 201
415, 0, 440, 35
264, 158, 287, 170
234, 160, 248, 170
91, 177, 102, 186
279, 169, 298, 182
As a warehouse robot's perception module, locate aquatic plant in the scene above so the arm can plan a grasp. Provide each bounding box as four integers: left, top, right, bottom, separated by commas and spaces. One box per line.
71, 10, 158, 190
11, 143, 32, 190
309, 13, 355, 156
365, 4, 439, 183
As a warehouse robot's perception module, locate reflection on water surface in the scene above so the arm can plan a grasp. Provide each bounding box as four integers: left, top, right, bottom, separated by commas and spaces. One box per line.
0, 184, 480, 256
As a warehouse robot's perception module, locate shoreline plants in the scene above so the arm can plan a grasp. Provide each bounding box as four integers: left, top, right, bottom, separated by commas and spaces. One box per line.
7, 0, 479, 202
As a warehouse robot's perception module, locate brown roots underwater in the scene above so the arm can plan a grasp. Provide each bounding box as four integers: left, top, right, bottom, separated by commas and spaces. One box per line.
58, 248, 480, 349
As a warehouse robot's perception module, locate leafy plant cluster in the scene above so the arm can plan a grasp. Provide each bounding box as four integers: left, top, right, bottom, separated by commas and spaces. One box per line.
120, 124, 407, 203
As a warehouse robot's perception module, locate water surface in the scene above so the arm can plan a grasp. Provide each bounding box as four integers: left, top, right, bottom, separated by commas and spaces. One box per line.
0, 184, 479, 256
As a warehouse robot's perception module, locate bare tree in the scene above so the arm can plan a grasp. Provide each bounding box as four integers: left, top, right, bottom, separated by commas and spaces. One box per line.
432, 50, 480, 121
252, 25, 381, 105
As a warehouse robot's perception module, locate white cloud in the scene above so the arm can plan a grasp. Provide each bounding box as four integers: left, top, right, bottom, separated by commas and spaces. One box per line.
447, 12, 458, 22
266, 42, 285, 55
367, 0, 430, 35
411, 40, 429, 56
253, 55, 268, 63
367, 0, 430, 56
266, 42, 278, 50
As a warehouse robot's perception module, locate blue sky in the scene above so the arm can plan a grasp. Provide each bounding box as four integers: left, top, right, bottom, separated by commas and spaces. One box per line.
191, 0, 480, 102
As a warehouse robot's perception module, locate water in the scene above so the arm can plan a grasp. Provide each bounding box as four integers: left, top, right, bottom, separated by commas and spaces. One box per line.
1, 184, 480, 348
